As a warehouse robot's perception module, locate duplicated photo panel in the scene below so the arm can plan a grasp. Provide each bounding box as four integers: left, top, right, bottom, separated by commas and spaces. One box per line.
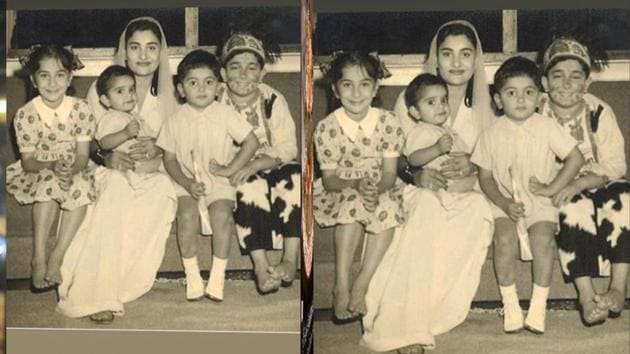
311, 8, 630, 354
5, 5, 302, 332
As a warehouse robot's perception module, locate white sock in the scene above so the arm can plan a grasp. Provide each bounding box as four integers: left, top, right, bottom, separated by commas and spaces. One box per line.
182, 256, 204, 299
499, 284, 521, 307
529, 284, 550, 310
206, 256, 228, 300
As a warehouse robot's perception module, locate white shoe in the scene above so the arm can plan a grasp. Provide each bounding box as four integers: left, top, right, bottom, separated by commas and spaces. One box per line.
185, 273, 204, 301
205, 274, 225, 302
502, 303, 524, 333
524, 305, 546, 334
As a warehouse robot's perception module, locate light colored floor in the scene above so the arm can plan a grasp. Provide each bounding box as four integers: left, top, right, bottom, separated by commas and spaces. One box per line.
314, 309, 630, 354
7, 279, 301, 332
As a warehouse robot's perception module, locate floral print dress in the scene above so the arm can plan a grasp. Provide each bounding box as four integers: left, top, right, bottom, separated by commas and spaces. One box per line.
313, 107, 405, 234
6, 96, 96, 210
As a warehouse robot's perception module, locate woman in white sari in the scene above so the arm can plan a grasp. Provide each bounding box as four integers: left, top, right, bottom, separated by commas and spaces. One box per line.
56, 17, 178, 323
361, 20, 496, 353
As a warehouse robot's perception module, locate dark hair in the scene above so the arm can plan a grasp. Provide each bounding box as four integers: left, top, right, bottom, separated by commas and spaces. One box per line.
493, 56, 542, 92
223, 48, 266, 69
177, 49, 221, 84
325, 51, 381, 85
24, 45, 76, 74
435, 23, 478, 108
124, 19, 163, 97
96, 65, 136, 97
405, 73, 448, 108
544, 56, 591, 78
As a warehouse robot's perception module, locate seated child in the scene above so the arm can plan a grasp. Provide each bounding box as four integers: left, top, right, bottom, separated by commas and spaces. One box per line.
471, 56, 584, 334
403, 73, 477, 199
95, 65, 161, 174
157, 49, 259, 301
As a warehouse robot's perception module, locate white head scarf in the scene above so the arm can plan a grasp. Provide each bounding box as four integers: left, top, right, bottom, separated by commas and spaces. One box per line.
425, 19, 495, 132
113, 16, 178, 118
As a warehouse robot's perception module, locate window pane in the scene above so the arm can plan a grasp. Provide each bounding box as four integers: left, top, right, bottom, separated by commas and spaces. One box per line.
517, 9, 630, 52
314, 11, 503, 55
12, 9, 185, 48
199, 7, 300, 46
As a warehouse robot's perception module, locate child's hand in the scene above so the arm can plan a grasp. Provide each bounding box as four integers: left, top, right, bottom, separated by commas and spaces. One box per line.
186, 181, 206, 199
552, 183, 582, 207
208, 159, 229, 177
502, 200, 525, 222
358, 178, 379, 212
124, 120, 141, 139
436, 134, 453, 154
53, 159, 73, 191
529, 176, 553, 197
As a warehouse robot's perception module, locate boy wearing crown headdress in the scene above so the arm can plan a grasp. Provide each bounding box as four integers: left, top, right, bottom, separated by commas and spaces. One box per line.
539, 37, 630, 327
216, 32, 301, 295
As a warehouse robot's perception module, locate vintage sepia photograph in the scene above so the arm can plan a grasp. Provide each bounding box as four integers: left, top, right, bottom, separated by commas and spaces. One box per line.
310, 8, 630, 353
5, 4, 302, 335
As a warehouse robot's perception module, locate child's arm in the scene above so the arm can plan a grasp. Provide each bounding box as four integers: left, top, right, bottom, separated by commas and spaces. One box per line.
376, 156, 398, 194
529, 147, 584, 197
209, 132, 259, 177
478, 166, 524, 222
320, 170, 363, 192
99, 120, 140, 150
20, 153, 56, 172
163, 151, 205, 199
408, 134, 453, 167
71, 140, 91, 174
552, 172, 607, 207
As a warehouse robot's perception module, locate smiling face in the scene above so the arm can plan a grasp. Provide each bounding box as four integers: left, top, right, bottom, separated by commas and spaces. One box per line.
125, 30, 161, 77
437, 34, 476, 87
101, 75, 137, 113
333, 64, 379, 121
494, 75, 540, 122
542, 58, 590, 109
221, 51, 265, 99
409, 84, 450, 126
31, 56, 72, 109
177, 67, 219, 111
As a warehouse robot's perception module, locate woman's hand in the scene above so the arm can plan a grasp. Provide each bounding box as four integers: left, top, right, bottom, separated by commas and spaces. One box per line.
440, 152, 474, 179
414, 168, 447, 191
104, 151, 135, 171
230, 164, 257, 186
128, 137, 158, 161
552, 183, 582, 207
529, 176, 554, 197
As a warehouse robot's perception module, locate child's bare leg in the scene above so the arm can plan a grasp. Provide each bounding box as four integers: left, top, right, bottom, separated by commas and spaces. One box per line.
525, 221, 556, 334
31, 201, 60, 288
205, 199, 234, 301
46, 205, 87, 285
348, 227, 394, 316
575, 276, 608, 324
176, 196, 203, 300
598, 263, 630, 315
494, 218, 523, 332
273, 237, 300, 284
250, 249, 280, 293
529, 222, 556, 287
333, 222, 363, 320
493, 218, 519, 286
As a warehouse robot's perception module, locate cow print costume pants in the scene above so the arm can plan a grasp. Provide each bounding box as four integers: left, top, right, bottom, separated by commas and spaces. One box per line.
556, 179, 630, 282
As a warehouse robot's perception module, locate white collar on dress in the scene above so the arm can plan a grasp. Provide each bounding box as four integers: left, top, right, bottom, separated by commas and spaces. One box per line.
334, 106, 379, 141
33, 95, 73, 126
